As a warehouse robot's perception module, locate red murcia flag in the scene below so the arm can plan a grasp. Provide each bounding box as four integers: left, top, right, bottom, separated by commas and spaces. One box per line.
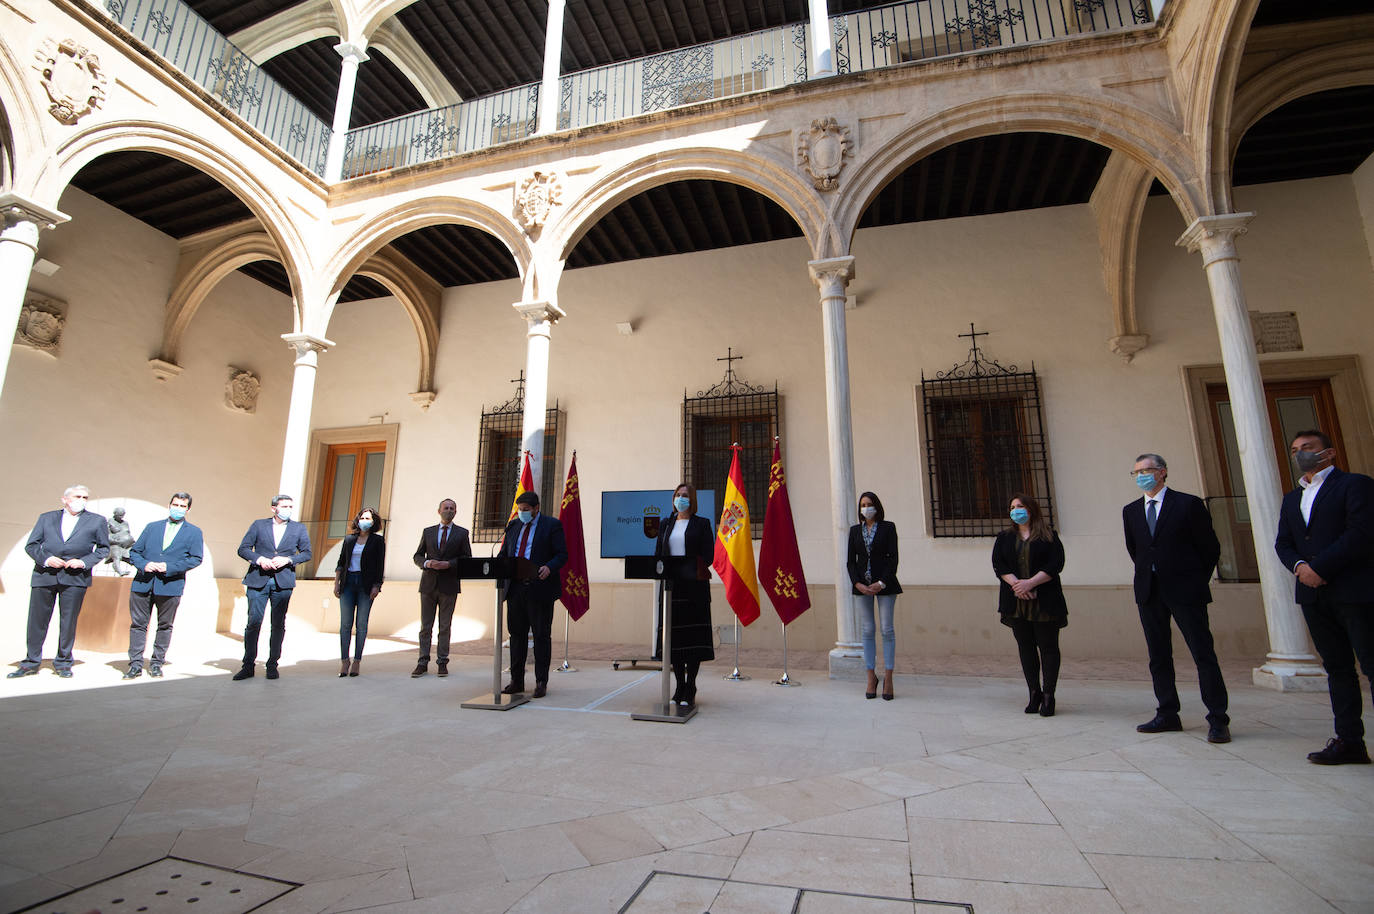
557, 453, 590, 621
759, 438, 811, 624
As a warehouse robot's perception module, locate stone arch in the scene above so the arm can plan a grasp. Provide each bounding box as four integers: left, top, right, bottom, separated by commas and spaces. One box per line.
357, 0, 425, 43
550, 146, 831, 295
1195, 0, 1263, 214
0, 33, 47, 193
832, 92, 1205, 253
42, 121, 314, 327
341, 248, 443, 395
1229, 40, 1374, 160
159, 229, 284, 367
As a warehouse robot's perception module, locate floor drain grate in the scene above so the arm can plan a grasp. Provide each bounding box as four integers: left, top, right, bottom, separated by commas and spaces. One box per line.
16, 856, 297, 914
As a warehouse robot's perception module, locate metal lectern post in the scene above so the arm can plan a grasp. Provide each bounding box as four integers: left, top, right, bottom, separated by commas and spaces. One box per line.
624, 556, 697, 723
459, 556, 531, 711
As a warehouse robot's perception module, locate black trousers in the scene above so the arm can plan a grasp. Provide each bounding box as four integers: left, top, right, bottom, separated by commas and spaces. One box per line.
128, 591, 181, 668
1009, 619, 1061, 696
1137, 577, 1229, 726
1301, 592, 1374, 742
243, 583, 291, 669
417, 590, 457, 664
22, 584, 87, 670
507, 583, 553, 686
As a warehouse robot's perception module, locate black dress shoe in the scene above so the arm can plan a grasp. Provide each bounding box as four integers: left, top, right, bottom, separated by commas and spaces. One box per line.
6, 668, 38, 678
232, 667, 255, 681
411, 664, 427, 678
123, 667, 142, 680
1206, 724, 1231, 744
501, 682, 525, 695
1307, 737, 1371, 765
532, 682, 547, 698
437, 662, 448, 678
1025, 690, 1043, 714
55, 669, 73, 678
1039, 694, 1056, 718
265, 667, 280, 680
1136, 715, 1183, 734
148, 664, 163, 678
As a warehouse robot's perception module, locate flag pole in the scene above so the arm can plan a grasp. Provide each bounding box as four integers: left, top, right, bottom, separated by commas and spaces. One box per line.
556, 611, 577, 672
775, 621, 799, 686
723, 618, 750, 680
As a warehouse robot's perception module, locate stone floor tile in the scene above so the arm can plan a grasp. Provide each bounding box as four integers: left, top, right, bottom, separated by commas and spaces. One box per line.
908, 818, 1102, 887
40, 832, 175, 889
503, 854, 661, 913
731, 829, 912, 898
0, 875, 71, 914
1241, 832, 1374, 906
621, 872, 722, 912
739, 779, 851, 822
0, 801, 135, 874
1170, 786, 1374, 837
780, 799, 910, 841
680, 834, 749, 857
240, 846, 391, 884
628, 801, 731, 848
903, 781, 1058, 824
687, 790, 791, 835
171, 824, 278, 869
1087, 853, 1337, 913
249, 872, 386, 914
709, 879, 801, 913
908, 874, 1125, 913
485, 822, 590, 882
559, 811, 665, 865
649, 848, 737, 879
796, 893, 918, 913
922, 752, 1027, 783
402, 836, 507, 898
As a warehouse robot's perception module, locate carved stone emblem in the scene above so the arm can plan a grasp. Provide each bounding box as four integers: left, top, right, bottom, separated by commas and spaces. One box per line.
15, 294, 66, 356
796, 117, 854, 191
225, 367, 261, 414
33, 38, 108, 125
515, 170, 562, 237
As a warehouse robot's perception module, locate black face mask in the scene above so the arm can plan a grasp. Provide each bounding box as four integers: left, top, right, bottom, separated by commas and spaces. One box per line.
1294, 449, 1328, 473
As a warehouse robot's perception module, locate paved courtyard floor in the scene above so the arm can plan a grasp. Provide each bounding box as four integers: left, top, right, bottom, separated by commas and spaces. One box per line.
0, 630, 1370, 913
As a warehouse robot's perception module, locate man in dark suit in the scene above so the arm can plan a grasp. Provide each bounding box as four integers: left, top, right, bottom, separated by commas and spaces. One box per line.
9, 485, 111, 679
233, 494, 312, 680
501, 491, 567, 698
1122, 453, 1230, 743
411, 497, 471, 678
124, 492, 204, 679
1275, 430, 1374, 765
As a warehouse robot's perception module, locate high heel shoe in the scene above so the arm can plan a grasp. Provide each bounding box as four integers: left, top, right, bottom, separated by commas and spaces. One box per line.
1024, 690, 1043, 714
349, 660, 360, 677
1039, 694, 1055, 717
865, 670, 878, 700
339, 660, 349, 678
881, 670, 894, 701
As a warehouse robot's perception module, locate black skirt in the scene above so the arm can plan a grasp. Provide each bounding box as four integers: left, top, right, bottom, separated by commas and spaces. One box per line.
668, 580, 715, 663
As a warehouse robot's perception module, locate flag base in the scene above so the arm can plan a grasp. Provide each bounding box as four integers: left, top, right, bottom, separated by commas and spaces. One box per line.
460, 692, 530, 711
723, 668, 751, 681
775, 672, 800, 686
631, 701, 698, 723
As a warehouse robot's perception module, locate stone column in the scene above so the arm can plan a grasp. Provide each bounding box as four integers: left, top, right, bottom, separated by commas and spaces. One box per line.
514, 301, 564, 496
1177, 214, 1325, 692
323, 41, 369, 183
809, 257, 860, 677
807, 0, 835, 77
0, 194, 68, 399
278, 333, 333, 500
537, 0, 567, 135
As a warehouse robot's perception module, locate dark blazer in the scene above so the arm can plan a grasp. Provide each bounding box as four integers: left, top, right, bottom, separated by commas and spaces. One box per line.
846, 520, 903, 595
1122, 488, 1220, 607
26, 509, 111, 588
238, 518, 313, 590
654, 514, 715, 584
1275, 467, 1374, 604
991, 528, 1067, 622
335, 532, 386, 591
501, 512, 568, 603
129, 519, 204, 596
413, 523, 471, 595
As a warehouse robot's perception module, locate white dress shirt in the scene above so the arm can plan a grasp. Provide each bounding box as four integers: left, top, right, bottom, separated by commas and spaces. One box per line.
1298, 465, 1334, 525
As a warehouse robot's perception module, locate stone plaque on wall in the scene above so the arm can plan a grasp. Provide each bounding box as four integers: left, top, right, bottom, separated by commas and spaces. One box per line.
225, 367, 260, 413
15, 294, 67, 357
1249, 311, 1303, 353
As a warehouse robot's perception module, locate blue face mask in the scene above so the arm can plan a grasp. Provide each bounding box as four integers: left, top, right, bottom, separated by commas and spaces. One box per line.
1134, 472, 1158, 492
517, 509, 533, 524
1009, 508, 1029, 525
673, 496, 691, 513
168, 507, 187, 522
357, 518, 373, 531
275, 506, 293, 521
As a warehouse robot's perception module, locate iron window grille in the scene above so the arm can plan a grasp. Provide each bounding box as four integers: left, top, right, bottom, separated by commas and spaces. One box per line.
472, 375, 564, 543
920, 326, 1054, 537
682, 351, 779, 539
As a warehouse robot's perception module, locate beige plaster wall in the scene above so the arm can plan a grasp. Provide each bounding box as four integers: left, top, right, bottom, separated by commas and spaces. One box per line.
1352, 154, 1374, 277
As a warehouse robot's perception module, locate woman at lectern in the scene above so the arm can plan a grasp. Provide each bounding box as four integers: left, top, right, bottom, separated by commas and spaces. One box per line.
654, 483, 715, 707
847, 491, 902, 701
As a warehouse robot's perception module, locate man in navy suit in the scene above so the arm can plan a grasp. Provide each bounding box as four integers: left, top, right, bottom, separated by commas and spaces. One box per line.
9, 485, 111, 679
500, 491, 567, 698
234, 494, 312, 680
1123, 453, 1230, 743
124, 492, 204, 679
1276, 430, 1374, 765
411, 497, 472, 678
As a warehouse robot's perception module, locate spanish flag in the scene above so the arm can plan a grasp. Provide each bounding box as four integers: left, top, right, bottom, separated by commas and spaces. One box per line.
508, 451, 534, 523
712, 444, 761, 626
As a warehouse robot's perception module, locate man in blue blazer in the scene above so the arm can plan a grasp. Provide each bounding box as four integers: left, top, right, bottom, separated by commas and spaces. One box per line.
9, 485, 110, 679
124, 492, 204, 679
1123, 453, 1230, 743
233, 494, 312, 680
1276, 430, 1374, 765
500, 491, 567, 698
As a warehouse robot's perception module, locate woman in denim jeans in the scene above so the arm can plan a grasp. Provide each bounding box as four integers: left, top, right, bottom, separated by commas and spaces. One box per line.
846, 492, 903, 700
334, 507, 385, 677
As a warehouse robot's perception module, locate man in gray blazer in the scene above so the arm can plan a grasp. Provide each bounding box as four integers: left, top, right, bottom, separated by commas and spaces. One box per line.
124, 492, 204, 679
411, 498, 471, 677
9, 485, 111, 679
234, 494, 312, 680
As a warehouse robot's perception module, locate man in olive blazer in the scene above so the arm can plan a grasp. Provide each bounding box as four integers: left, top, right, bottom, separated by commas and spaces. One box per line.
411, 498, 471, 677
125, 492, 204, 678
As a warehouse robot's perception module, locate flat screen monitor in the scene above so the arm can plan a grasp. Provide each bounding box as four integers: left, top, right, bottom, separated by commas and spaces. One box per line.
600, 489, 717, 558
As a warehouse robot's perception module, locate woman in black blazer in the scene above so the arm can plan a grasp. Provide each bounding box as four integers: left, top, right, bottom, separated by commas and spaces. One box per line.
847, 491, 903, 700
654, 483, 715, 707
334, 507, 386, 677
992, 493, 1067, 716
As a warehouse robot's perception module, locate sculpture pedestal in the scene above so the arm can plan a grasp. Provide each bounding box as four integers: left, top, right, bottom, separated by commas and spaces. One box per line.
75, 577, 131, 652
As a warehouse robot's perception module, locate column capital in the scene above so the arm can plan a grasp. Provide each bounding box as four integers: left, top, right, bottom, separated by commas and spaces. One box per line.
334, 40, 370, 64
1176, 212, 1254, 259
281, 332, 334, 358
0, 193, 69, 235
808, 256, 856, 291
513, 300, 565, 327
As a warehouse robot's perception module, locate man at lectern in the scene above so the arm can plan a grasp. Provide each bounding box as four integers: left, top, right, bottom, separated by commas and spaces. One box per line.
501, 491, 567, 698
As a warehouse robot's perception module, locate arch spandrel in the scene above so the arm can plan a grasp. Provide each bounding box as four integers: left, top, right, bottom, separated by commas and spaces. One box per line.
356, 0, 426, 44
161, 230, 283, 366
328, 248, 442, 394
0, 32, 51, 195
1187, 0, 1263, 215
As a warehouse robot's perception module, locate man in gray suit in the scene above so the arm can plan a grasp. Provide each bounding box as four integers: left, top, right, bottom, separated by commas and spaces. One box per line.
411, 498, 471, 677
9, 485, 111, 679
234, 494, 312, 680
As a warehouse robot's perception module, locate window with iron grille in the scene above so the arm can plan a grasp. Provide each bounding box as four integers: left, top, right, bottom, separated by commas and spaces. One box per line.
920, 328, 1054, 537
681, 353, 779, 539
471, 379, 564, 543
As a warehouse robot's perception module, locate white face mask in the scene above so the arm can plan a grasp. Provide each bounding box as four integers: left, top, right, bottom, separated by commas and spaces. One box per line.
275, 506, 293, 522
860, 506, 877, 520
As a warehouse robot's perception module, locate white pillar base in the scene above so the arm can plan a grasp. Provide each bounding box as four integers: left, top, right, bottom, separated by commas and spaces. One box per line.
1252, 659, 1328, 692
828, 646, 865, 680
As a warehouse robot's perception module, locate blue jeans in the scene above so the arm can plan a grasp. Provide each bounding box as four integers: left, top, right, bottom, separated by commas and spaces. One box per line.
857, 593, 897, 671
339, 572, 374, 661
